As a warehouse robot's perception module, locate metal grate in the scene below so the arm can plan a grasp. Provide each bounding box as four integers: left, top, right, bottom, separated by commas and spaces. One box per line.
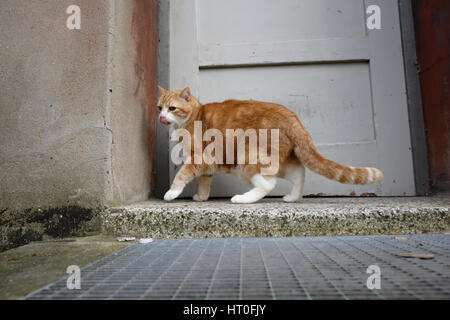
25, 234, 450, 300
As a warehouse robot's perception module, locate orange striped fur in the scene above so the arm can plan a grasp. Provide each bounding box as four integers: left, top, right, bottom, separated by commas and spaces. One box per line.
157, 86, 384, 203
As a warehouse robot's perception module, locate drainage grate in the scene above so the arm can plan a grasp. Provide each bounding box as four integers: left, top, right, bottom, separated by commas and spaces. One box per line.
25, 234, 450, 300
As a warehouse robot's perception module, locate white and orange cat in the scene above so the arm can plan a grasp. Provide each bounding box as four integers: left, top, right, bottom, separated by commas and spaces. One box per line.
157, 86, 383, 204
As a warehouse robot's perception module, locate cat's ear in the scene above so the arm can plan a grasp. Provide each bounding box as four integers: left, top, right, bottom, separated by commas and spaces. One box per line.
180, 87, 191, 102
158, 85, 168, 93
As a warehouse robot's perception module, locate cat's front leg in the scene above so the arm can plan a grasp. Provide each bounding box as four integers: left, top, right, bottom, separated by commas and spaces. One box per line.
164, 164, 199, 201
193, 175, 213, 201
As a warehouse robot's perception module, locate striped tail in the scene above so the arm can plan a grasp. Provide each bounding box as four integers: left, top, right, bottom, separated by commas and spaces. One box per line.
291, 128, 384, 184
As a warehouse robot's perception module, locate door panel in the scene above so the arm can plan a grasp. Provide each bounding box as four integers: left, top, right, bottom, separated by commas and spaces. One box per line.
169, 0, 416, 197
199, 63, 375, 144
197, 0, 366, 43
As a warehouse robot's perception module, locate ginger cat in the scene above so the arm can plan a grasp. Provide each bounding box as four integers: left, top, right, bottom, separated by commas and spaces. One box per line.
157, 86, 384, 204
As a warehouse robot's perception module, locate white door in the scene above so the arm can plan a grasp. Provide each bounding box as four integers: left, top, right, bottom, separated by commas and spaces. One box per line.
169, 0, 416, 197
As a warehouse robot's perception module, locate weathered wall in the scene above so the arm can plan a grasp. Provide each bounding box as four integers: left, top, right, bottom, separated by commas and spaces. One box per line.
0, 0, 157, 211
109, 0, 157, 205
0, 0, 113, 210
412, 0, 450, 192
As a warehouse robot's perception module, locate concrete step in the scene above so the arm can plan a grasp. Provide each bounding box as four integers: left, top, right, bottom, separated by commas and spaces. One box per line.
101, 196, 450, 238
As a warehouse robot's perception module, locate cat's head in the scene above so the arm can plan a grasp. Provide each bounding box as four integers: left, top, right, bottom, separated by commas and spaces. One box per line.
157, 86, 196, 127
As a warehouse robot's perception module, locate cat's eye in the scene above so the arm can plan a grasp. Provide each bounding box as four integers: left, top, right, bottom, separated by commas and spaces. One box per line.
157, 106, 162, 112
168, 106, 177, 111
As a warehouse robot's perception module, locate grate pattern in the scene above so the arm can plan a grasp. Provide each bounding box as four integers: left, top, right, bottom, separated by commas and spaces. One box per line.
25, 234, 450, 300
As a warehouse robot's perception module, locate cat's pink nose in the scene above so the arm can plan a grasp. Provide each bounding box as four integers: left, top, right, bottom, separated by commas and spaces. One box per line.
160, 115, 169, 125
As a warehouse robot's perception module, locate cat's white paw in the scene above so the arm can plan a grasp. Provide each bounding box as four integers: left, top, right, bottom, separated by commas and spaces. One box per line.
164, 188, 182, 201
231, 194, 256, 204
193, 194, 208, 202
283, 194, 299, 203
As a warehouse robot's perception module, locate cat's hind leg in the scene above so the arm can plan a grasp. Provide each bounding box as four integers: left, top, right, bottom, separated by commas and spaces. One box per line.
283, 165, 305, 202
193, 175, 213, 201
231, 174, 276, 204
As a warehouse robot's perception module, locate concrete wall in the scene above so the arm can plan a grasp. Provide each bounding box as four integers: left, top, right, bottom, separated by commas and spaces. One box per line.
0, 0, 157, 211
110, 0, 157, 205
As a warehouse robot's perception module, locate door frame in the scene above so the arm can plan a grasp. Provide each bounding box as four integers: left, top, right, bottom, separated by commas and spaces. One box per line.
398, 0, 430, 195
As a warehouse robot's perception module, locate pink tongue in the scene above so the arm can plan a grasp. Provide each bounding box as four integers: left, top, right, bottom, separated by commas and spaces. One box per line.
160, 118, 169, 125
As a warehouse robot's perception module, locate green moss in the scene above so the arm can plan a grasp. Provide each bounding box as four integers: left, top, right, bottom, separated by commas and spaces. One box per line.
0, 206, 104, 252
